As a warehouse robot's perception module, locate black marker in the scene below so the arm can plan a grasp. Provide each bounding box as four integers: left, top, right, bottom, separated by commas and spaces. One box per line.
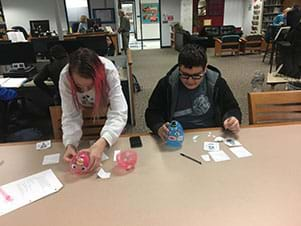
180, 153, 202, 165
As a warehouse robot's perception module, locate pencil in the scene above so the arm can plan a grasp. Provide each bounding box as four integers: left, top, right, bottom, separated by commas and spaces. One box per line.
180, 152, 202, 165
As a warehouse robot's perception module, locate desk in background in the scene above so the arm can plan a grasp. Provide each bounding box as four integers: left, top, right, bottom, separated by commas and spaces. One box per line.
266, 72, 301, 89
1, 124, 301, 226
64, 32, 119, 55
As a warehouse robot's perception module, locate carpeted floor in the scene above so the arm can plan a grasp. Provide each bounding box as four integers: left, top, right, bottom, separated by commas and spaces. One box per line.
127, 48, 285, 134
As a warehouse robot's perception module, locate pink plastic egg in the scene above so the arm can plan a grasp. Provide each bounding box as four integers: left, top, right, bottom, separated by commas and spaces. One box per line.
116, 150, 138, 170
70, 151, 90, 175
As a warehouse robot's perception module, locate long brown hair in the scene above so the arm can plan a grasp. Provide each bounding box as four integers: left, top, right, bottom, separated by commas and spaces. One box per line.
68, 48, 108, 116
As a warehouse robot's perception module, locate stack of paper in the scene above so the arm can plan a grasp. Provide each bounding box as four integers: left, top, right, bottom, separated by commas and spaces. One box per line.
0, 77, 27, 88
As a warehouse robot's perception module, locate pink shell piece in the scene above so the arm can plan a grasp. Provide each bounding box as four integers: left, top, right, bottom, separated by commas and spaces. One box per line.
116, 150, 138, 170
70, 151, 90, 175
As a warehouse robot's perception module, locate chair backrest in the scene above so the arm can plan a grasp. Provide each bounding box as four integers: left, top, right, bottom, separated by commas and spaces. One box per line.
221, 35, 240, 42
203, 26, 220, 36
220, 25, 236, 36
49, 105, 107, 140
248, 90, 301, 124
245, 34, 263, 41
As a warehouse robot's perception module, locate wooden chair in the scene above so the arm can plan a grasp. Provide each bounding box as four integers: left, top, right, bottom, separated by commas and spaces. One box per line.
49, 106, 107, 140
248, 90, 301, 124
240, 35, 264, 54
214, 35, 240, 56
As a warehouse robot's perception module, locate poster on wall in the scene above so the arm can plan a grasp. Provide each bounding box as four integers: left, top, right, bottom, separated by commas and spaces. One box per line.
142, 3, 159, 24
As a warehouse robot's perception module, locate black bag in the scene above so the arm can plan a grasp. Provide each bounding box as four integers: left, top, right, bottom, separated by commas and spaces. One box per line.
133, 74, 142, 93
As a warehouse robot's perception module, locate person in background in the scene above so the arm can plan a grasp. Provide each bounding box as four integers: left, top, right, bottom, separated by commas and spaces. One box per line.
59, 48, 128, 172
287, 4, 301, 29
78, 15, 88, 33
106, 35, 116, 56
145, 44, 241, 141
34, 45, 68, 104
118, 10, 130, 53
273, 7, 291, 25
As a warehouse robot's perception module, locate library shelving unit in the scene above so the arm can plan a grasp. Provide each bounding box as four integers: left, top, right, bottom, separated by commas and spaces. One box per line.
262, 0, 282, 32
0, 2, 7, 38
251, 1, 264, 34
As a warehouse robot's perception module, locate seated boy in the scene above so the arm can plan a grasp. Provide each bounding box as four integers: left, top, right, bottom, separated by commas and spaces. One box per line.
145, 44, 241, 140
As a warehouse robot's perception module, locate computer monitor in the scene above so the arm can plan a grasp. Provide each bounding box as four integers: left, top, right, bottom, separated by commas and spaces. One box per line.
31, 36, 59, 57
30, 20, 50, 37
87, 18, 102, 32
0, 42, 36, 65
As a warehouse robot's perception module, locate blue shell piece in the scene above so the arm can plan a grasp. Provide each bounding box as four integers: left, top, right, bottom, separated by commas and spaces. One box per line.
166, 120, 184, 148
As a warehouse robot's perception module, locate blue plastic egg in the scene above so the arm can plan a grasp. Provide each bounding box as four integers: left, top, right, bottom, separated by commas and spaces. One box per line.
166, 120, 184, 148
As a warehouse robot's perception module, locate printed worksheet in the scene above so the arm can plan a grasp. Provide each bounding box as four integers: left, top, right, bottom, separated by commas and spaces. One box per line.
0, 169, 63, 216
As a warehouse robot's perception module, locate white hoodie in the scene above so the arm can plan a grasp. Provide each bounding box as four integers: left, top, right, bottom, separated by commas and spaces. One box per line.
58, 56, 128, 148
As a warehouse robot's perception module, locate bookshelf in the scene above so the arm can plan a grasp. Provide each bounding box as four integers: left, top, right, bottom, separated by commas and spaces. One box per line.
251, 2, 263, 34
262, 0, 282, 32
0, 1, 7, 38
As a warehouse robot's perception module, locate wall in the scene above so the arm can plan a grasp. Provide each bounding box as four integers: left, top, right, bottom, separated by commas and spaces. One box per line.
161, 0, 181, 47
180, 0, 193, 33
2, 0, 68, 34
223, 0, 244, 27
242, 0, 255, 35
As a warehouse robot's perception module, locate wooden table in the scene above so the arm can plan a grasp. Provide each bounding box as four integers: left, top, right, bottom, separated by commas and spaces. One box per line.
1, 124, 301, 226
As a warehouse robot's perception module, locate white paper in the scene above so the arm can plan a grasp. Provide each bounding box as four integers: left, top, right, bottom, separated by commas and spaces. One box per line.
203, 142, 220, 151
113, 150, 121, 162
0, 169, 63, 216
0, 78, 9, 86
36, 140, 51, 150
214, 136, 224, 142
42, 153, 60, 165
209, 150, 230, 162
97, 168, 111, 179
0, 78, 27, 88
101, 152, 109, 161
201, 154, 211, 162
229, 146, 252, 158
224, 138, 242, 147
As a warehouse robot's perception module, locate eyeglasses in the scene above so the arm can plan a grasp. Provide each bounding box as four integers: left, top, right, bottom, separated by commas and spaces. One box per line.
179, 70, 205, 80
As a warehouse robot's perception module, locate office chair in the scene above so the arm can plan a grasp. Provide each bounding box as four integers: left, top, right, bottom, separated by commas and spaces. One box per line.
71, 22, 80, 33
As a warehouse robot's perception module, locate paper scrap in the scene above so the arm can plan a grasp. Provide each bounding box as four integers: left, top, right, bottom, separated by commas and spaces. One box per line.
229, 146, 252, 158
209, 150, 230, 162
203, 142, 220, 151
113, 150, 121, 162
97, 168, 111, 179
101, 152, 109, 161
42, 153, 60, 165
0, 169, 63, 216
192, 135, 200, 142
201, 154, 211, 162
214, 136, 224, 142
36, 140, 51, 150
